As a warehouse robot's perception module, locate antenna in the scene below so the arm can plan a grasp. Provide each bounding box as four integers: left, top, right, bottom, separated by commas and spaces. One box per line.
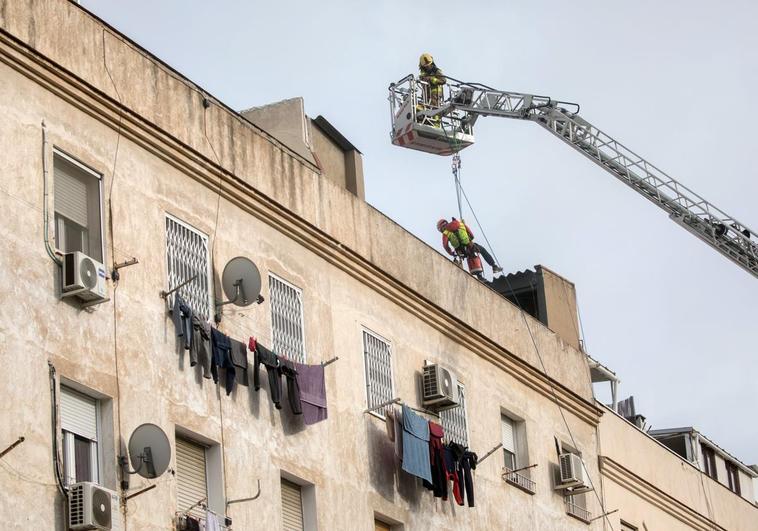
120, 423, 171, 492
215, 256, 263, 322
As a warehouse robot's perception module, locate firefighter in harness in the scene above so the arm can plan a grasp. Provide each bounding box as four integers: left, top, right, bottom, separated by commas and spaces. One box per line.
437, 218, 503, 278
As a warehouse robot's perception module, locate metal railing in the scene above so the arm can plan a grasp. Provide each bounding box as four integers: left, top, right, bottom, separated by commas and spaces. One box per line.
565, 498, 592, 524
503, 467, 536, 494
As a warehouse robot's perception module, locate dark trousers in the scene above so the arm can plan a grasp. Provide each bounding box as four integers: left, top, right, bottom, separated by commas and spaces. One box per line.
472, 243, 496, 268
254, 344, 282, 409
279, 361, 302, 415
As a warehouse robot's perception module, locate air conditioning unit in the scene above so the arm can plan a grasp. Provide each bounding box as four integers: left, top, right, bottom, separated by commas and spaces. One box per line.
421, 363, 459, 410
62, 251, 107, 303
68, 482, 118, 530
555, 453, 588, 490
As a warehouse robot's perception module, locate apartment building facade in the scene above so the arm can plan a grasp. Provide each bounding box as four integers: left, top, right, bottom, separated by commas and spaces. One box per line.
0, 2, 755, 530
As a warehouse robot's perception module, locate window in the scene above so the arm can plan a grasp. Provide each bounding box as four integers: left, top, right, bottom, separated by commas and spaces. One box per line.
726, 462, 741, 495
440, 383, 468, 446
175, 437, 208, 517
53, 151, 103, 262
165, 214, 213, 320
701, 444, 718, 480
362, 330, 394, 418
374, 519, 393, 531
269, 274, 306, 363
502, 414, 535, 493
60, 386, 100, 486
281, 478, 304, 531
502, 415, 518, 470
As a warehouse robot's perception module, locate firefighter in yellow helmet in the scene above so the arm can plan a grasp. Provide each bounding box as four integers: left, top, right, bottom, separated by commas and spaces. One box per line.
419, 53, 446, 123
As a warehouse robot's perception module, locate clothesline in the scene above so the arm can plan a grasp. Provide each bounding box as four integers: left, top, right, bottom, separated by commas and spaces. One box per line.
363, 397, 440, 418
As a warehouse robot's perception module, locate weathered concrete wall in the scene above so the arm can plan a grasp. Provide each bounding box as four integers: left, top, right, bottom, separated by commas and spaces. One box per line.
0, 53, 601, 530
598, 408, 757, 531
0, 0, 596, 410
539, 266, 580, 352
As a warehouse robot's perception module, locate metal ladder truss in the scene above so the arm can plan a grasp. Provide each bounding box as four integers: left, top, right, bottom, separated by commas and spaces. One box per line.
395, 75, 758, 279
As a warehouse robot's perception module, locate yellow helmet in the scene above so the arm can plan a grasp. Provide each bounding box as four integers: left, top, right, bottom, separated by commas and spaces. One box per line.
419, 53, 434, 68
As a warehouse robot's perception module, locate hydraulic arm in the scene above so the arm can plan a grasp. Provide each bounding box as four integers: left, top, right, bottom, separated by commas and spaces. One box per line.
389, 76, 758, 278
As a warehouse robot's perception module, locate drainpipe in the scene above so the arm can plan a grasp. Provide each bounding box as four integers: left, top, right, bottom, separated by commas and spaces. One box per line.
42, 121, 61, 266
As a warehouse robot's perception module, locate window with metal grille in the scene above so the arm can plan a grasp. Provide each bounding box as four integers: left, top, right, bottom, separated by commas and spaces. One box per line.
175, 437, 207, 517
60, 386, 100, 486
165, 215, 212, 320
440, 383, 468, 446
281, 478, 304, 531
362, 330, 394, 418
269, 274, 306, 363
53, 151, 104, 262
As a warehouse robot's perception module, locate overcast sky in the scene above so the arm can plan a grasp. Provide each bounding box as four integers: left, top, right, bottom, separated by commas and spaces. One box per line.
81, 0, 758, 464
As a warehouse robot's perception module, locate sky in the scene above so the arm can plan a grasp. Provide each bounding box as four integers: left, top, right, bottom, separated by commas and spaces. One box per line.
81, 0, 758, 464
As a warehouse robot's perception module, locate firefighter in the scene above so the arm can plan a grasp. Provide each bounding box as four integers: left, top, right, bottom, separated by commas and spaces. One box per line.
419, 53, 446, 125
437, 218, 503, 275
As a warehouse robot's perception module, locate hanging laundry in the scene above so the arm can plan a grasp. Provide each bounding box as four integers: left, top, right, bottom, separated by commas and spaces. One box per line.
293, 361, 327, 425
423, 421, 447, 498
400, 405, 432, 483
190, 316, 212, 379
252, 340, 282, 409
443, 445, 463, 505
279, 360, 302, 415
447, 442, 478, 508
394, 407, 403, 460
185, 515, 201, 531
385, 408, 396, 442
172, 294, 193, 350
229, 338, 249, 386
210, 328, 236, 395
205, 510, 221, 531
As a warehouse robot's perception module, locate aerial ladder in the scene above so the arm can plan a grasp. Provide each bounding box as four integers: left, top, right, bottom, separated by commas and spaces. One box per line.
388, 74, 758, 279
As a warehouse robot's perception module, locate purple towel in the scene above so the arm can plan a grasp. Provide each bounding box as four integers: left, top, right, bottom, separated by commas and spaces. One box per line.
294, 362, 327, 425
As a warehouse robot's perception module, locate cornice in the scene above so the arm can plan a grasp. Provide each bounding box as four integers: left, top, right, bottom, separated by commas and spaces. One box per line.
600, 456, 726, 531
0, 28, 602, 427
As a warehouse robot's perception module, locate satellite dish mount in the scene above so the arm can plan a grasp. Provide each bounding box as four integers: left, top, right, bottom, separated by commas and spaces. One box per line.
119, 423, 171, 497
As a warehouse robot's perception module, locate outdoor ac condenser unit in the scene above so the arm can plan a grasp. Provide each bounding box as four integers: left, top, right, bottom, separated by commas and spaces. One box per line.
68, 481, 118, 530
556, 453, 588, 489
421, 363, 459, 410
62, 251, 107, 303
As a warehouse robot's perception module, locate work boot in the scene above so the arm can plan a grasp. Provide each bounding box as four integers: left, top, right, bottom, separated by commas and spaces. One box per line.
492, 265, 503, 275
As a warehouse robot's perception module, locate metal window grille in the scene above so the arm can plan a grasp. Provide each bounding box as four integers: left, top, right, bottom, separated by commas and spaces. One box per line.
362, 330, 393, 418
165, 215, 212, 320
269, 275, 306, 363
441, 383, 468, 446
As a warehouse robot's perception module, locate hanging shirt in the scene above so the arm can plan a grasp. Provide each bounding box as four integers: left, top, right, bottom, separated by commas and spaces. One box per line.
205, 511, 221, 531
400, 405, 432, 483
294, 362, 327, 425
172, 294, 193, 350
229, 338, 249, 386
190, 316, 212, 379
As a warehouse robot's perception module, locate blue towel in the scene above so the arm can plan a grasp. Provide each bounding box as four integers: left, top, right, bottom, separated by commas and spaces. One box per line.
401, 405, 432, 482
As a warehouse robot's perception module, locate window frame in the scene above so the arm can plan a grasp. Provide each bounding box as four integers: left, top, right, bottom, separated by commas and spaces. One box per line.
726, 461, 741, 495
164, 213, 214, 321
269, 272, 307, 364
701, 444, 718, 480
440, 382, 469, 447
60, 385, 102, 487
52, 148, 105, 264
361, 328, 395, 420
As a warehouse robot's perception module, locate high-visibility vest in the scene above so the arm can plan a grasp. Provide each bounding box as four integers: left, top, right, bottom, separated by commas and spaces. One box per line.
444, 222, 470, 249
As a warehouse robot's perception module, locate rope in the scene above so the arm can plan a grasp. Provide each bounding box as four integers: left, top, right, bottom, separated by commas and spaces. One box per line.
456, 179, 615, 531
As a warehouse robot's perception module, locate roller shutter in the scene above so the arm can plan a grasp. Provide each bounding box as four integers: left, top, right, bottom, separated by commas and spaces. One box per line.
61, 387, 98, 441
281, 479, 304, 531
175, 438, 207, 515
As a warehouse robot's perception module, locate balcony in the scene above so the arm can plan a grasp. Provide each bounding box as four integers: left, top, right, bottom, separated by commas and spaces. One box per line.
502, 467, 536, 494
565, 498, 592, 524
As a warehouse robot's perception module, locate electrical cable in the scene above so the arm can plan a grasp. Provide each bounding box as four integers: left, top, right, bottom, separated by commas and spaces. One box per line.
456, 180, 616, 531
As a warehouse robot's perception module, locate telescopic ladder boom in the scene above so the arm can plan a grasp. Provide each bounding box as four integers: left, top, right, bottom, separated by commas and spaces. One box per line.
388, 76, 758, 279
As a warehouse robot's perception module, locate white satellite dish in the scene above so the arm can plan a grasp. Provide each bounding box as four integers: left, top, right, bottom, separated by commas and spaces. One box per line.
127, 423, 171, 479
215, 256, 262, 321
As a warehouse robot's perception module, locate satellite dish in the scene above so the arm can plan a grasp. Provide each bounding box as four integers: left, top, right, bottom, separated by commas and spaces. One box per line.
220, 256, 261, 308
127, 423, 171, 479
